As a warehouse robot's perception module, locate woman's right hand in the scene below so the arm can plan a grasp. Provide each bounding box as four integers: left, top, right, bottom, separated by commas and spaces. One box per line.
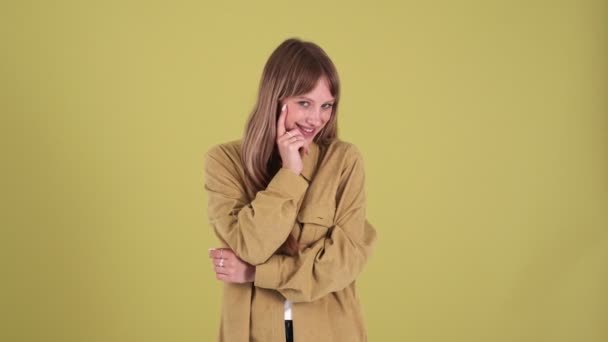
276, 104, 306, 175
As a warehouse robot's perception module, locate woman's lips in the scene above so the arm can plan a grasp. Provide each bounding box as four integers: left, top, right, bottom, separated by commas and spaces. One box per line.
296, 124, 315, 138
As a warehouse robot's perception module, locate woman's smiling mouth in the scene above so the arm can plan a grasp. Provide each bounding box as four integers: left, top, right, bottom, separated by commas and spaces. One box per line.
296, 123, 316, 137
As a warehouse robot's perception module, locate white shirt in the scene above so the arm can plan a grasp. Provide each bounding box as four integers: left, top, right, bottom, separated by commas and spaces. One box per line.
284, 300, 292, 320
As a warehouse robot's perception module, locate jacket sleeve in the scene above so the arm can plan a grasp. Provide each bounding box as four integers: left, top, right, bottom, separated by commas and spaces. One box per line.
204, 145, 309, 265
253, 145, 377, 302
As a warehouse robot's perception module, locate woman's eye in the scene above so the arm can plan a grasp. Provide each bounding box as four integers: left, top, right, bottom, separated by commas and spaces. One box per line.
322, 103, 334, 109
298, 101, 310, 108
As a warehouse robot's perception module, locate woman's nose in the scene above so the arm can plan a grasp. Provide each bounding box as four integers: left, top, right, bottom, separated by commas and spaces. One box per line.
306, 108, 322, 125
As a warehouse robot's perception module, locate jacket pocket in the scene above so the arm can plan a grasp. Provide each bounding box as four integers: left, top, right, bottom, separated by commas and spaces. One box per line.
297, 204, 335, 246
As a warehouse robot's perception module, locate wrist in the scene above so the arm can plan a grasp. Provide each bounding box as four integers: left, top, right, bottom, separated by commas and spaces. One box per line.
282, 166, 302, 175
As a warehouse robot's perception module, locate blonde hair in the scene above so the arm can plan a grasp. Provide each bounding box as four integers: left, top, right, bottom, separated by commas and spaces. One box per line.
241, 38, 341, 197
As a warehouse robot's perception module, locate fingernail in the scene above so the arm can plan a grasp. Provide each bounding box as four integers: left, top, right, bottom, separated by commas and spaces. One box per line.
282, 104, 286, 111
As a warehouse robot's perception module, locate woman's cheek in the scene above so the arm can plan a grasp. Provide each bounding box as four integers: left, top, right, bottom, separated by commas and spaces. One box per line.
322, 112, 332, 124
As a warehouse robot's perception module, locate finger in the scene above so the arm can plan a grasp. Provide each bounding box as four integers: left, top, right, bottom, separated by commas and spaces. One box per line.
277, 104, 287, 137
209, 248, 225, 259
287, 128, 304, 138
278, 135, 302, 147
210, 257, 220, 266
214, 264, 230, 275
282, 129, 304, 142
211, 256, 231, 271
215, 272, 229, 281
286, 135, 303, 143
209, 248, 233, 259
209, 257, 220, 267
277, 124, 303, 140
211, 257, 231, 266
288, 139, 306, 150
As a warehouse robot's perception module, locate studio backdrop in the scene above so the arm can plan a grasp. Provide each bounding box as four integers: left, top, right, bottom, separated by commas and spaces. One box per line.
1, 1, 607, 341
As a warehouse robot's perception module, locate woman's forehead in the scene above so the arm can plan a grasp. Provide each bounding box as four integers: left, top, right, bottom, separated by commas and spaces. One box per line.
295, 78, 335, 103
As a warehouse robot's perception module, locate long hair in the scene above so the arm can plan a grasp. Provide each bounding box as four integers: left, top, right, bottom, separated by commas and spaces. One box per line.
241, 38, 340, 197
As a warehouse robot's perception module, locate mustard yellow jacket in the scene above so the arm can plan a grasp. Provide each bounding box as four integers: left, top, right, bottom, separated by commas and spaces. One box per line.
204, 139, 377, 342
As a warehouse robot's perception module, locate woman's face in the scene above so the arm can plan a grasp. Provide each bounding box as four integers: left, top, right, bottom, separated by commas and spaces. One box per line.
281, 77, 335, 147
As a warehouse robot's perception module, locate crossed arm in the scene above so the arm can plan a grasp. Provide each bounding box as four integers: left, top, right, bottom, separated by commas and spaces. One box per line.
205, 144, 376, 302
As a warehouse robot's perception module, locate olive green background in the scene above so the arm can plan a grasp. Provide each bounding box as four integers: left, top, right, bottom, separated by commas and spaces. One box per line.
1, 1, 607, 341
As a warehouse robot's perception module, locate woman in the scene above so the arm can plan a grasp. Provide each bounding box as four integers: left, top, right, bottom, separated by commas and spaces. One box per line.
204, 38, 377, 342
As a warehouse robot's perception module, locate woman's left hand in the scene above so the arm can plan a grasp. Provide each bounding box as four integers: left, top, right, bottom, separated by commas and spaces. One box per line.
208, 248, 256, 283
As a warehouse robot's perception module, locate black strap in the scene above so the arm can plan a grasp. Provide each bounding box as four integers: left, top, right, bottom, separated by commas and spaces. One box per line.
285, 320, 294, 342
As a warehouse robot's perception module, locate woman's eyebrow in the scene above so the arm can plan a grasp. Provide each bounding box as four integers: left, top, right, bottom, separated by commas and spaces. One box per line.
297, 96, 335, 103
